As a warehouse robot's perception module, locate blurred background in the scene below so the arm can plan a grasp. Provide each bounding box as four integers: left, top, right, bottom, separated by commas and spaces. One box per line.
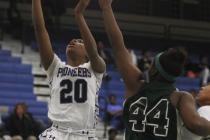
0, 0, 210, 140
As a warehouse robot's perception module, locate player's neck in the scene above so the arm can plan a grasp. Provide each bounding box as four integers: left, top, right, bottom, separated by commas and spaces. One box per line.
67, 57, 86, 67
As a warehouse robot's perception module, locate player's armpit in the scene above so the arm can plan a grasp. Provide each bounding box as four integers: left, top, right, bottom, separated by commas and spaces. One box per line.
178, 92, 210, 136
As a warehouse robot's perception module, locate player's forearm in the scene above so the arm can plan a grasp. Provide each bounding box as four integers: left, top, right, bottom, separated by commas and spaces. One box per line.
189, 117, 210, 136
102, 7, 125, 51
32, 0, 46, 32
75, 14, 98, 59
74, 2, 87, 15
75, 13, 106, 73
32, 0, 53, 70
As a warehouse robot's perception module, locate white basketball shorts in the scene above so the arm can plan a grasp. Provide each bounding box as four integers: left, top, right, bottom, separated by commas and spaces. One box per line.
39, 124, 98, 140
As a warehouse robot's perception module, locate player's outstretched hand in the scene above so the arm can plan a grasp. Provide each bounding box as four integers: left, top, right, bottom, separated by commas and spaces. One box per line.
98, 0, 113, 10
75, 0, 90, 14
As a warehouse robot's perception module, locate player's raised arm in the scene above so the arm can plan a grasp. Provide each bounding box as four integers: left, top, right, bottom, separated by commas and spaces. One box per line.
99, 0, 143, 97
74, 0, 106, 73
178, 92, 210, 136
32, 0, 54, 70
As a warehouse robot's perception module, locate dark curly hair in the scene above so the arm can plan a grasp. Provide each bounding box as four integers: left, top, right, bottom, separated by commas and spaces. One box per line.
149, 47, 187, 82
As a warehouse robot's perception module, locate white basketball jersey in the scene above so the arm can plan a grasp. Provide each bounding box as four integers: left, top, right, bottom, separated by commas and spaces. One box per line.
46, 54, 103, 129
180, 106, 210, 140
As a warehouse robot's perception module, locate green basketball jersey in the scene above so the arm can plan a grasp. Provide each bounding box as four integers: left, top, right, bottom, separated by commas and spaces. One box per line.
123, 81, 179, 140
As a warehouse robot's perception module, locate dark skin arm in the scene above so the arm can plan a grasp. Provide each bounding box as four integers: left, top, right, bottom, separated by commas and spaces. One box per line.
176, 92, 210, 136
74, 0, 106, 73
99, 0, 143, 98
32, 0, 54, 70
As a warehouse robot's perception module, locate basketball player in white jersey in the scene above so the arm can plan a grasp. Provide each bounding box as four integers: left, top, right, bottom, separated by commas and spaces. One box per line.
32, 0, 106, 139
181, 85, 210, 140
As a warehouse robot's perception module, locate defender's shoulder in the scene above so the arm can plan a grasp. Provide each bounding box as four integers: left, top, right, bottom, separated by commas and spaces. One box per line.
170, 91, 192, 108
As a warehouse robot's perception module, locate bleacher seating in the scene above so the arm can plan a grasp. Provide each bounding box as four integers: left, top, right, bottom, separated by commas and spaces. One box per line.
0, 73, 33, 84
0, 63, 32, 74
0, 48, 49, 125
0, 91, 36, 99
176, 77, 201, 91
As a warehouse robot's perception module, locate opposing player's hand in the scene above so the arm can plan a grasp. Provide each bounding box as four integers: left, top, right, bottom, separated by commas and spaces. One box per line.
74, 0, 90, 14
98, 0, 113, 10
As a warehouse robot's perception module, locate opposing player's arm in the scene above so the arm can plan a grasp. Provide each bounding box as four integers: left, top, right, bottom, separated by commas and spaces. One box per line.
178, 92, 210, 136
32, 0, 54, 70
74, 0, 106, 73
99, 0, 143, 98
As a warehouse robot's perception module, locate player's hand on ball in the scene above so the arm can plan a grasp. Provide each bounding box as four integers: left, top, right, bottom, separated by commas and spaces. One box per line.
98, 0, 113, 10
75, 0, 90, 14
